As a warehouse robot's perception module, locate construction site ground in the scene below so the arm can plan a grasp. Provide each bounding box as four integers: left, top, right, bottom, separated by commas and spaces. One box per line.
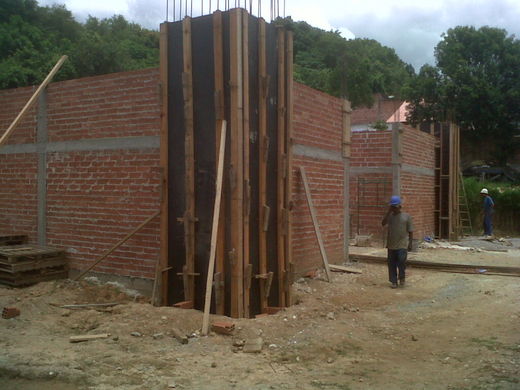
1, 237, 519, 390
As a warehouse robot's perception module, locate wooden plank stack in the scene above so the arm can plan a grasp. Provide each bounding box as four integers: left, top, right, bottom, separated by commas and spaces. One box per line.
0, 244, 67, 286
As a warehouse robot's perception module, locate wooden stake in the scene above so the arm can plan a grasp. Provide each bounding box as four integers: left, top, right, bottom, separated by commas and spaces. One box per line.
202, 121, 227, 335
276, 28, 286, 306
0, 55, 68, 148
299, 166, 332, 282
182, 17, 196, 303
159, 23, 170, 305
257, 18, 268, 312
242, 11, 251, 317
284, 30, 294, 306
213, 10, 226, 316
229, 8, 244, 318
74, 211, 160, 281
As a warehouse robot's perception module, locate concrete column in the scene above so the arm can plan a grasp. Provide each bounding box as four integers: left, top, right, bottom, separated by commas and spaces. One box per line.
342, 100, 352, 262
391, 122, 402, 196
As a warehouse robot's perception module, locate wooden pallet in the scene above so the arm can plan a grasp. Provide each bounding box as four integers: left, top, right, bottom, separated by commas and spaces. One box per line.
0, 245, 66, 264
0, 235, 28, 246
0, 266, 68, 286
0, 245, 68, 286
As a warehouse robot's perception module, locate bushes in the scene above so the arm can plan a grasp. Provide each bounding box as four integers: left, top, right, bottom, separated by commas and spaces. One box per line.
463, 177, 520, 234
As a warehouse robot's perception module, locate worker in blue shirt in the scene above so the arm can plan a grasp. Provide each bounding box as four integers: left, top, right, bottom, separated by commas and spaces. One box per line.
480, 188, 494, 237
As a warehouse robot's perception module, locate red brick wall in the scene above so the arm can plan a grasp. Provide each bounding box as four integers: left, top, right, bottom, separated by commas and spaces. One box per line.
0, 153, 38, 241
292, 83, 345, 272
401, 125, 437, 240
0, 68, 161, 279
349, 130, 392, 238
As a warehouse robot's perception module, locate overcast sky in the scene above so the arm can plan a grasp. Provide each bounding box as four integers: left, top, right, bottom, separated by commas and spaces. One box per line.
39, 0, 520, 70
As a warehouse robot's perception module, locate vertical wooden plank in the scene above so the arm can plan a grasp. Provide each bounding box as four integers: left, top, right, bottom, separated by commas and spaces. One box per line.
202, 122, 227, 335
242, 11, 251, 318
182, 17, 196, 304
284, 30, 293, 306
276, 27, 286, 307
257, 18, 268, 313
213, 10, 226, 315
159, 23, 169, 305
229, 8, 244, 318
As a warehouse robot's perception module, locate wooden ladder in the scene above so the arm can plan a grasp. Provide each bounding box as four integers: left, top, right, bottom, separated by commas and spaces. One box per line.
458, 171, 473, 236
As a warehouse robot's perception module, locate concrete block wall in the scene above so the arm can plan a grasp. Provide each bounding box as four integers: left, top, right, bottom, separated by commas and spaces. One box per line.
292, 82, 345, 273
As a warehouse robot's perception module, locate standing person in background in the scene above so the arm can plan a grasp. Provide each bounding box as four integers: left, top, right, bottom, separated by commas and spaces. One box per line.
480, 188, 494, 238
382, 195, 414, 289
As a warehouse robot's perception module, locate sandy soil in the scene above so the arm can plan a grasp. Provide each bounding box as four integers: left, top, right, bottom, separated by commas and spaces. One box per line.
0, 239, 519, 390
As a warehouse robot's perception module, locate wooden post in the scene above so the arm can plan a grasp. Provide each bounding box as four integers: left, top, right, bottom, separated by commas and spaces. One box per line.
0, 55, 68, 148
284, 30, 294, 305
213, 10, 226, 315
202, 121, 227, 335
159, 23, 170, 305
299, 166, 332, 282
242, 11, 251, 317
257, 18, 269, 312
182, 17, 196, 304
229, 8, 244, 318
276, 27, 286, 306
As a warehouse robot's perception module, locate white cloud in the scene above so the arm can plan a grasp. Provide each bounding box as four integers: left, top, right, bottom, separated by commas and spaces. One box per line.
38, 0, 520, 69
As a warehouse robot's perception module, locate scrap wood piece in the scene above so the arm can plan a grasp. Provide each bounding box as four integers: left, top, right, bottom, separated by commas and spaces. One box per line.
58, 303, 120, 310
299, 166, 332, 282
211, 321, 235, 335
0, 55, 68, 148
2, 307, 20, 319
69, 333, 111, 343
329, 264, 362, 274
350, 254, 520, 276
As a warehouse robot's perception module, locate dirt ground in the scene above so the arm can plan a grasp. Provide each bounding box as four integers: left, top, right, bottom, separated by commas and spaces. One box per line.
0, 237, 519, 390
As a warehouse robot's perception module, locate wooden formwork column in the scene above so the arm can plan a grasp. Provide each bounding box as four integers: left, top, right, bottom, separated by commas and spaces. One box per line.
276, 27, 286, 307
242, 11, 252, 317
159, 23, 169, 305
284, 30, 294, 306
182, 17, 196, 304
229, 8, 244, 318
213, 10, 226, 315
449, 123, 460, 240
257, 18, 269, 313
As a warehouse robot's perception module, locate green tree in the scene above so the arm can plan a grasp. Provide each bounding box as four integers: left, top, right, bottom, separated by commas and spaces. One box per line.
405, 26, 520, 164
278, 18, 414, 108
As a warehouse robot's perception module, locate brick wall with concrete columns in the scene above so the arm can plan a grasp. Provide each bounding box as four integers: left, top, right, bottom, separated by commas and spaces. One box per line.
291, 82, 345, 273
0, 68, 161, 281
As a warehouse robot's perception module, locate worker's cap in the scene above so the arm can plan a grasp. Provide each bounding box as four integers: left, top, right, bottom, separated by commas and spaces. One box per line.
389, 195, 401, 206
480, 188, 489, 194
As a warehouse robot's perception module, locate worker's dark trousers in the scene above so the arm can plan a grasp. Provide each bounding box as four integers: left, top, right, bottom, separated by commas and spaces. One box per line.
483, 213, 493, 236
387, 249, 407, 284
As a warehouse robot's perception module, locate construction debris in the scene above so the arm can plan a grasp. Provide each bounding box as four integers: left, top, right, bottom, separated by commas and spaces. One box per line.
243, 338, 263, 353
69, 333, 111, 343
2, 307, 20, 319
211, 321, 235, 335
329, 264, 362, 274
